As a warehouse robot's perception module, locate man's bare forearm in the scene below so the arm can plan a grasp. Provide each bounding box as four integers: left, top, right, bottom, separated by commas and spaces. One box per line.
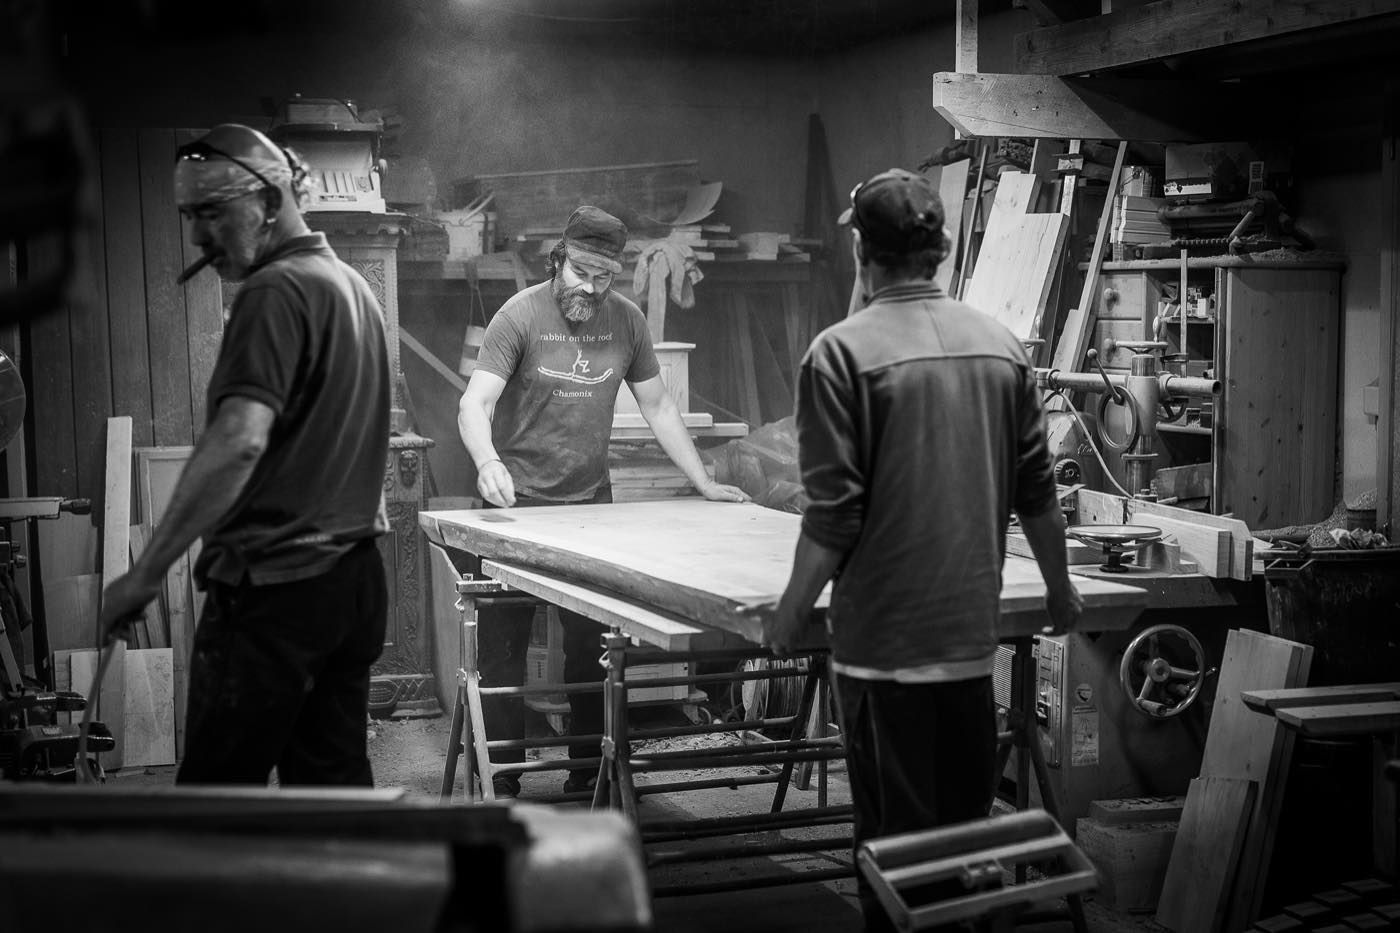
1017, 505, 1073, 595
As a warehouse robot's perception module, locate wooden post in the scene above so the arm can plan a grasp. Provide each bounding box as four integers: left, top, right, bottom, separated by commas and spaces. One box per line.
1378, 82, 1399, 535
956, 0, 978, 74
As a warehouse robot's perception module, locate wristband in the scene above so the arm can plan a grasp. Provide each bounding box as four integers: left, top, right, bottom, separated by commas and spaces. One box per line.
477, 458, 502, 470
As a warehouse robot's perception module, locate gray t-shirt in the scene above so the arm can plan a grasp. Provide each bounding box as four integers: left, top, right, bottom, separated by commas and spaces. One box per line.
475, 281, 659, 501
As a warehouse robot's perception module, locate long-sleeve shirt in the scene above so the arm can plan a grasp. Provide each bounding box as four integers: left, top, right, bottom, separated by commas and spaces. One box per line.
796, 281, 1057, 673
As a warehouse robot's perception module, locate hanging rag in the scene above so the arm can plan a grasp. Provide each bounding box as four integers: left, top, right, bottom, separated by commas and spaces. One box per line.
633, 239, 704, 311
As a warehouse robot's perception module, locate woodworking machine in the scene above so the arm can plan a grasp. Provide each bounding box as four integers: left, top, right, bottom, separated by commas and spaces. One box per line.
1038, 346, 1220, 500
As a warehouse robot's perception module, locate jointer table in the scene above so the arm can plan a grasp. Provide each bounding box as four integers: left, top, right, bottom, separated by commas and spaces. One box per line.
420, 500, 1147, 891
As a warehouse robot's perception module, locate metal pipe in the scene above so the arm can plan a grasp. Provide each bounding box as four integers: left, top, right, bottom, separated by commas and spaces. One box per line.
1159, 374, 1220, 398
1035, 369, 1125, 394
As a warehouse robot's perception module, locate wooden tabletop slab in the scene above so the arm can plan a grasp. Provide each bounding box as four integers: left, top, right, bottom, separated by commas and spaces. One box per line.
422, 500, 1146, 643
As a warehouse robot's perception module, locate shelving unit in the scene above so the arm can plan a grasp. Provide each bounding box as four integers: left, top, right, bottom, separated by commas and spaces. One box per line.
1086, 254, 1344, 527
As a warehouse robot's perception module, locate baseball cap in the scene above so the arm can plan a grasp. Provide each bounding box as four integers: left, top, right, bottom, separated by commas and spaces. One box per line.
563, 205, 628, 274
838, 168, 945, 253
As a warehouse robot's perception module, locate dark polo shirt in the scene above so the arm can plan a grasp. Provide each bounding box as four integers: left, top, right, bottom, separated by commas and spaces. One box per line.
796, 281, 1058, 672
197, 233, 390, 587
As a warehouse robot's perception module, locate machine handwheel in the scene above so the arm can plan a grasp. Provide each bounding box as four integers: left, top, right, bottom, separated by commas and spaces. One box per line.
1119, 624, 1208, 718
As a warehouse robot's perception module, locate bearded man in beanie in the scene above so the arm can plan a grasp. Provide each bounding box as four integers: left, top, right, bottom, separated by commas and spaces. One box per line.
458, 205, 747, 798
755, 169, 1082, 931
99, 124, 391, 786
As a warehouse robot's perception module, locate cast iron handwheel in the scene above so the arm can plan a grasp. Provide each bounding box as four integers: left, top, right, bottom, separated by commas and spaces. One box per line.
1119, 623, 1207, 718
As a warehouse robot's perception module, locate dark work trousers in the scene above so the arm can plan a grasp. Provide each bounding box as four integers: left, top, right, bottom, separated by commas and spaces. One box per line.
177, 541, 387, 786
476, 490, 609, 764
833, 672, 998, 933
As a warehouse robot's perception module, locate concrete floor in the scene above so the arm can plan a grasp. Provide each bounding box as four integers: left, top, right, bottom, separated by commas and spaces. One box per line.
112, 706, 1166, 933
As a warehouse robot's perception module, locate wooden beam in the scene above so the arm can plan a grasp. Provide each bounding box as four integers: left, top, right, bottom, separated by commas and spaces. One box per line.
955, 0, 978, 74
1017, 0, 1400, 76
1016, 0, 1100, 26
931, 72, 1251, 141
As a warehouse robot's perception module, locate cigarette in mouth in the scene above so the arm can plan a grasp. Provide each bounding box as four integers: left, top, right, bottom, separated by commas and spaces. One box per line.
176, 254, 213, 285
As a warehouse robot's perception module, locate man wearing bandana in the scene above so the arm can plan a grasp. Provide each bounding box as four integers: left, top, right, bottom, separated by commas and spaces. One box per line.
99, 124, 391, 786
457, 205, 748, 798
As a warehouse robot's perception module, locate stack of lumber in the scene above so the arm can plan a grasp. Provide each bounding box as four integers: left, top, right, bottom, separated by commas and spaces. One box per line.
1113, 195, 1171, 248
44, 419, 178, 770
1075, 796, 1185, 913
607, 445, 713, 503
1155, 628, 1313, 933
961, 171, 1070, 347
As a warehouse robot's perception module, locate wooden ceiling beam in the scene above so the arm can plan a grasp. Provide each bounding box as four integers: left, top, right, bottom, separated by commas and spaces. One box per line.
1016, 0, 1400, 76
933, 72, 1242, 141
930, 72, 1381, 142
1014, 0, 1101, 27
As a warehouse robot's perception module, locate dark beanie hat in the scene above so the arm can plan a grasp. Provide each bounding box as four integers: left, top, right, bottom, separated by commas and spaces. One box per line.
838, 168, 945, 254
563, 205, 628, 274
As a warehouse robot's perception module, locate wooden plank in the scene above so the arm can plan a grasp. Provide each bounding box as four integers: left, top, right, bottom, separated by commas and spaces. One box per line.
932, 160, 970, 297
1127, 497, 1253, 581
175, 127, 225, 431
931, 73, 1246, 142
1124, 513, 1229, 579
70, 647, 175, 768
482, 559, 724, 654
100, 127, 155, 448
1198, 628, 1313, 932
1049, 142, 1127, 385
1155, 776, 1257, 933
69, 135, 115, 503
134, 445, 197, 756
138, 128, 194, 447
961, 172, 1069, 342
401, 327, 467, 395
1274, 701, 1400, 738
40, 573, 101, 653
98, 416, 132, 769
1016, 0, 1400, 77
127, 523, 164, 649
25, 234, 77, 498
420, 500, 1146, 645
1242, 683, 1400, 714
955, 0, 978, 73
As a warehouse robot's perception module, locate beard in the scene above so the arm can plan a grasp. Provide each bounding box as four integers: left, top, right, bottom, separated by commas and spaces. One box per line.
551, 275, 604, 323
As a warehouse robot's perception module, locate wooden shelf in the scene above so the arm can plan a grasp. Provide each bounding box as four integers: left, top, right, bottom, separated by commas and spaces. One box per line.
1157, 423, 1213, 436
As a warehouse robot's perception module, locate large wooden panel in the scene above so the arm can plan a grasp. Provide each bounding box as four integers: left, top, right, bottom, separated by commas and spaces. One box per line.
421, 500, 1146, 644
1218, 268, 1339, 527
1198, 628, 1313, 931
1155, 776, 1257, 933
962, 172, 1069, 343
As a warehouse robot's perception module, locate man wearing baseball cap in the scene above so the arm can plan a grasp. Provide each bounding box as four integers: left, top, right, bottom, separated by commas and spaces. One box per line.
754, 169, 1082, 930
457, 204, 747, 799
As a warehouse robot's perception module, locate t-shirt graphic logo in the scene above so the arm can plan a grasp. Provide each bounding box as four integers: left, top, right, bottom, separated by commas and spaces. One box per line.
538, 347, 614, 385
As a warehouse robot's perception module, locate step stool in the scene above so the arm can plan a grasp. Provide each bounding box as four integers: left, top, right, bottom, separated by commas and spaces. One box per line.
856, 809, 1097, 932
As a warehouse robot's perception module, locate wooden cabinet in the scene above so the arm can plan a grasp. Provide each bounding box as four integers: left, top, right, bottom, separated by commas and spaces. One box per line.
1091, 256, 1343, 528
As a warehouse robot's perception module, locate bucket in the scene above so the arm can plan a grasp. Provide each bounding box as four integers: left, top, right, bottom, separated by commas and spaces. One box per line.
1262, 547, 1400, 685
